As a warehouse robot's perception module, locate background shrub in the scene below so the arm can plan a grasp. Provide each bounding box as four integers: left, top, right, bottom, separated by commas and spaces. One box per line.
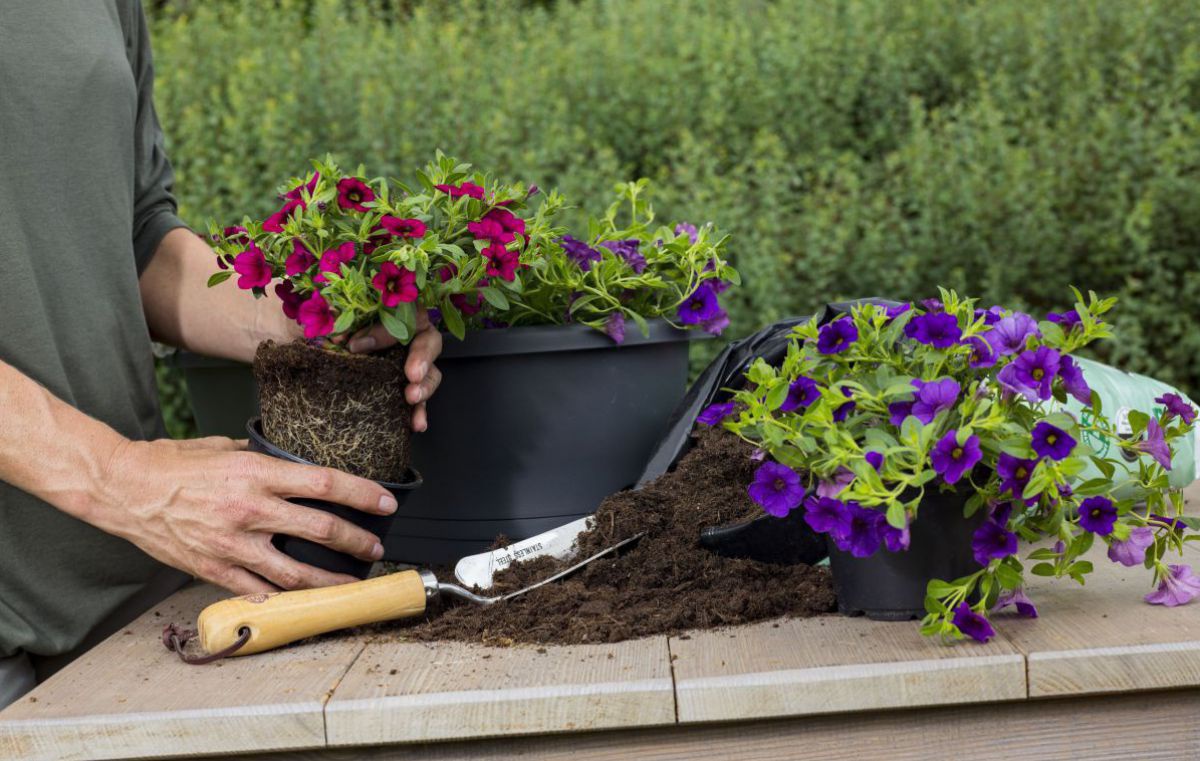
148, 0, 1200, 436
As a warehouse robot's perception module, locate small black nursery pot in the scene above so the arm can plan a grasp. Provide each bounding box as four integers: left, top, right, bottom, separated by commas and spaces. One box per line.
246, 418, 422, 579
828, 487, 984, 621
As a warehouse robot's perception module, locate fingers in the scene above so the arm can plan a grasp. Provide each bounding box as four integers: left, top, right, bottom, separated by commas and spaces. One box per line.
198, 561, 278, 596
249, 500, 385, 562
406, 363, 442, 406
348, 323, 399, 354
171, 436, 244, 452
412, 402, 428, 433
251, 547, 361, 591
404, 326, 443, 386
256, 456, 398, 516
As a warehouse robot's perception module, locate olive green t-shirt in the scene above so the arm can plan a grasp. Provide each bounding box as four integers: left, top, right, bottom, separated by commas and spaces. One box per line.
0, 1, 188, 658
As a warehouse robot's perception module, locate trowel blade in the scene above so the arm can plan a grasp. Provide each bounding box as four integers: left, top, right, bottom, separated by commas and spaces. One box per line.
454, 516, 593, 590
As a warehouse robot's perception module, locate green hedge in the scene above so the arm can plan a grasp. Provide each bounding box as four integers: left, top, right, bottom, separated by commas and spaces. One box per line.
149, 0, 1200, 436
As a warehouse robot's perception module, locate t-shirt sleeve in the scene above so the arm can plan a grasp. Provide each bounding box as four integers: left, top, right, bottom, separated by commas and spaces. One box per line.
127, 1, 187, 274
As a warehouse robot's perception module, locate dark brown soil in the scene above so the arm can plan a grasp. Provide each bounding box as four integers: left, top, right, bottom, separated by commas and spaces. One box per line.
391, 427, 835, 645
253, 340, 412, 482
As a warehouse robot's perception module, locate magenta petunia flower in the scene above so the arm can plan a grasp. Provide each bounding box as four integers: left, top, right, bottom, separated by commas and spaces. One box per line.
285, 238, 316, 277
678, 282, 723, 325
1077, 496, 1117, 535
1138, 418, 1172, 470
803, 496, 851, 540
832, 503, 884, 558
379, 216, 427, 239
467, 217, 513, 245
998, 346, 1061, 402
1057, 355, 1093, 406
284, 172, 319, 201
484, 208, 526, 238
1108, 526, 1154, 567
482, 242, 519, 282
952, 603, 995, 642
297, 291, 335, 338
994, 587, 1038, 618
434, 182, 485, 200
780, 375, 821, 412
1145, 564, 1200, 607
233, 245, 272, 289
605, 312, 626, 344
263, 198, 305, 233
1031, 421, 1076, 461
697, 401, 735, 425
274, 281, 303, 321
985, 313, 1040, 356
222, 225, 250, 244
972, 519, 1018, 566
905, 312, 961, 348
371, 261, 419, 307
997, 453, 1037, 501
1156, 392, 1197, 425
336, 177, 376, 212
817, 317, 858, 354
314, 241, 356, 284
931, 429, 982, 485
451, 291, 484, 316
674, 222, 699, 244
911, 377, 961, 424
748, 461, 806, 517
964, 335, 997, 368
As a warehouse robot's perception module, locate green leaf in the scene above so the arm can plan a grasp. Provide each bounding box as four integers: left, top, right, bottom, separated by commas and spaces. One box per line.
332, 310, 356, 335
480, 286, 509, 310
441, 298, 466, 341
206, 271, 233, 287
885, 500, 906, 529
765, 380, 789, 411
379, 309, 410, 342
1031, 562, 1057, 577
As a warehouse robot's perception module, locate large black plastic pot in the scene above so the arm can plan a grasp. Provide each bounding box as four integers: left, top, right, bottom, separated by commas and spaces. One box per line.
171, 351, 258, 438
386, 319, 699, 564
246, 418, 422, 579
828, 487, 984, 621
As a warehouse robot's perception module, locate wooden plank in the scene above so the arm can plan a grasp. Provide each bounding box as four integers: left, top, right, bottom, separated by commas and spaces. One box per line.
0, 584, 364, 761
324, 637, 675, 746
996, 543, 1200, 698
181, 689, 1200, 761
669, 614, 1025, 723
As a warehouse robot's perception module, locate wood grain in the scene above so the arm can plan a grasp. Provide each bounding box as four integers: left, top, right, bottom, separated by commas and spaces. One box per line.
323, 636, 675, 746
0, 584, 364, 761
669, 614, 1026, 723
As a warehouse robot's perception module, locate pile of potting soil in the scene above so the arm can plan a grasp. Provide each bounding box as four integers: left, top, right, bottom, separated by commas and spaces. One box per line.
389, 426, 835, 645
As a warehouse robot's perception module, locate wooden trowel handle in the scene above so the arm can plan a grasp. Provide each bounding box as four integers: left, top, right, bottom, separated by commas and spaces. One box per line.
197, 569, 431, 657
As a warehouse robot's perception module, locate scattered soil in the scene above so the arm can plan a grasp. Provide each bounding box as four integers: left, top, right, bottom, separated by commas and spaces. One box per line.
253, 340, 412, 481
391, 426, 835, 645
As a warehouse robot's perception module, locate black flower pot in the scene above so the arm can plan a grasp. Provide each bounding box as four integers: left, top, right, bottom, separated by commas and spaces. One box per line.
828, 487, 984, 621
246, 418, 422, 579
388, 319, 700, 564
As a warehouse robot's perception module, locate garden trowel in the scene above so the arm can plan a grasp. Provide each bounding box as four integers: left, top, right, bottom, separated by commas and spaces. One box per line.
184, 520, 640, 659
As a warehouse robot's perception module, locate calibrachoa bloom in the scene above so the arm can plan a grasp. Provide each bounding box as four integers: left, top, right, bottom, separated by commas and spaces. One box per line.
233, 245, 271, 289
263, 198, 304, 233
297, 292, 335, 338
904, 311, 961, 348
1138, 418, 1172, 470
1107, 526, 1154, 567
911, 377, 961, 424
780, 375, 820, 412
559, 235, 602, 271
434, 181, 485, 199
998, 346, 1060, 402
1156, 392, 1197, 425
274, 281, 303, 320
865, 451, 884, 471
379, 216, 427, 238
972, 519, 1018, 566
997, 453, 1036, 501
995, 587, 1038, 618
605, 312, 626, 344
884, 303, 911, 320
833, 503, 884, 557
803, 496, 849, 538
315, 241, 356, 284
817, 317, 858, 354
815, 467, 855, 499
964, 335, 996, 368
986, 312, 1040, 356
832, 386, 857, 422
697, 401, 735, 425
483, 243, 519, 282
1076, 496, 1117, 535
1031, 421, 1076, 461
371, 262, 419, 307
952, 603, 995, 643
1047, 309, 1081, 330
1057, 355, 1092, 405
601, 239, 647, 273
675, 222, 698, 244
1145, 565, 1200, 607
336, 177, 375, 212
285, 239, 316, 276
677, 282, 722, 325
930, 429, 982, 484
284, 172, 319, 201
975, 305, 1004, 325
880, 519, 910, 552
748, 461, 806, 517
888, 401, 914, 425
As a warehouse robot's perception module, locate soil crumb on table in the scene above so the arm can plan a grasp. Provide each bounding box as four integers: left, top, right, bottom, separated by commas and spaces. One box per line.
388, 427, 835, 645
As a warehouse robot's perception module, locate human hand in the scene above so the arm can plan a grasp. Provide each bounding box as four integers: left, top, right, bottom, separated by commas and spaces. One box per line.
343, 307, 443, 432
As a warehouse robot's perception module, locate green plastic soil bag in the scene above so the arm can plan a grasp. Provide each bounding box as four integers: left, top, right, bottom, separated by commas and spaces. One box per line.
1060, 358, 1197, 488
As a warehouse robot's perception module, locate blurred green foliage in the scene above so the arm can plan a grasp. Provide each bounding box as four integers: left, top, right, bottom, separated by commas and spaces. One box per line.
149, 0, 1200, 436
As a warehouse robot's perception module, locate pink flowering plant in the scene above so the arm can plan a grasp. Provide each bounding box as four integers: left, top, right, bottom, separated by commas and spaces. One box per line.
713, 289, 1199, 642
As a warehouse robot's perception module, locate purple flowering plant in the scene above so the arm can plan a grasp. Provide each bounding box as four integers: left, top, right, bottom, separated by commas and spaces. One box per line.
720, 289, 1199, 642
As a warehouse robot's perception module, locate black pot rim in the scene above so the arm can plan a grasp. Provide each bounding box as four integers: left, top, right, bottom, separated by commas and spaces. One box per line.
439, 318, 706, 360
246, 418, 423, 490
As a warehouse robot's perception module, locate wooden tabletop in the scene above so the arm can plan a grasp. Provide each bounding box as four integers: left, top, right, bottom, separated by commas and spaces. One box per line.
4, 523, 1200, 760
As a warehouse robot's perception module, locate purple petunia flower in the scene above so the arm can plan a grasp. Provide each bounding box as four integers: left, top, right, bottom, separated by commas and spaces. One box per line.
817, 317, 858, 354
559, 235, 602, 270
997, 453, 1037, 501
880, 518, 910, 552
1057, 356, 1093, 406
780, 375, 821, 412
998, 346, 1061, 402
1156, 392, 1197, 425
985, 312, 1041, 356
815, 467, 855, 499
888, 401, 915, 426
1138, 418, 1173, 470
674, 222, 699, 244
990, 500, 1015, 527
700, 306, 730, 336
952, 603, 995, 643
697, 401, 735, 426
601, 239, 647, 273
1077, 496, 1117, 535
866, 451, 884, 472
994, 587, 1038, 618
677, 282, 723, 325
748, 462, 807, 517
930, 429, 982, 485
884, 303, 912, 321
803, 496, 851, 539
911, 377, 961, 424
1047, 309, 1082, 331
1031, 421, 1076, 461
831, 503, 884, 558
972, 520, 1018, 566
1108, 526, 1154, 567
904, 312, 962, 348
1145, 564, 1200, 607
832, 386, 856, 422
974, 305, 1005, 326
964, 335, 997, 368
605, 312, 626, 344
920, 298, 944, 312
750, 448, 766, 462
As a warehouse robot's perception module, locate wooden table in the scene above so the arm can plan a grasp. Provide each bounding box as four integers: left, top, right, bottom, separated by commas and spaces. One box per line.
4, 542, 1200, 760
